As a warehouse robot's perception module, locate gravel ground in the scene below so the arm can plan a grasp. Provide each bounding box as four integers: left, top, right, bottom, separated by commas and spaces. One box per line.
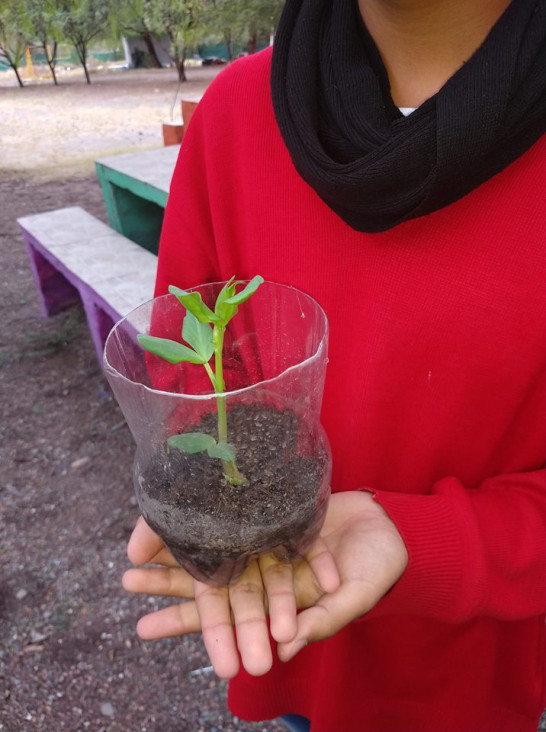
0, 64, 285, 732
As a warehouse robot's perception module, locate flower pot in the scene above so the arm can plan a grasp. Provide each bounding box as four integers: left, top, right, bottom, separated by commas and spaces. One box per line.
181, 94, 201, 130
103, 281, 331, 585
162, 120, 184, 147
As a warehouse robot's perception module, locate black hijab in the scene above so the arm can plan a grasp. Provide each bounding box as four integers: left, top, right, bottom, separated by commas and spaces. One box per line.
271, 0, 546, 232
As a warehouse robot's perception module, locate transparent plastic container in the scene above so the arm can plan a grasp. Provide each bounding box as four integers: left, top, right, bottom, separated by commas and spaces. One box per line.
103, 281, 331, 585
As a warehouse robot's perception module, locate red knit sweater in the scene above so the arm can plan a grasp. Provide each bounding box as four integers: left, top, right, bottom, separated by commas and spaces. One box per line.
156, 49, 546, 732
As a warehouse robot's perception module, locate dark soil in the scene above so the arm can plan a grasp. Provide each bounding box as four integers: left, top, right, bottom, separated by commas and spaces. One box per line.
138, 407, 330, 585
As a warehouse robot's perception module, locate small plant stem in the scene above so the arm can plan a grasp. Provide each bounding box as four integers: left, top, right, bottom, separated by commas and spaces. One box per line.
211, 324, 247, 486
204, 362, 217, 391
213, 324, 228, 441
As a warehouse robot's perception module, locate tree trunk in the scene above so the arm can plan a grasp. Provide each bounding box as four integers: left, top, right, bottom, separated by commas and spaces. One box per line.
176, 58, 186, 82
247, 33, 257, 55
2, 52, 24, 86
173, 41, 187, 82
44, 41, 58, 85
12, 62, 24, 88
225, 30, 233, 62
75, 41, 91, 84
142, 32, 162, 68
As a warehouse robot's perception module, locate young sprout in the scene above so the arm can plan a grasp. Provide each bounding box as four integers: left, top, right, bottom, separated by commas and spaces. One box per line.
137, 275, 264, 486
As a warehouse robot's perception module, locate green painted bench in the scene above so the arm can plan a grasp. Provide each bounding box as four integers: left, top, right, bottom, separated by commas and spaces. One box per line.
95, 145, 179, 254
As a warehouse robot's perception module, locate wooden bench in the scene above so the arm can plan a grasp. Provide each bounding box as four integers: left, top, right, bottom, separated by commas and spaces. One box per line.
17, 206, 157, 364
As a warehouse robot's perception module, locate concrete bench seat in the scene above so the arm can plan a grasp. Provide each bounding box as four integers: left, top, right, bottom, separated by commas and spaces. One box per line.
17, 206, 157, 363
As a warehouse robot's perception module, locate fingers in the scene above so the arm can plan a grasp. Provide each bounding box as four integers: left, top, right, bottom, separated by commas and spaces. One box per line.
228, 561, 273, 675
124, 520, 280, 677
194, 561, 274, 679
304, 536, 340, 595
259, 553, 297, 643
136, 601, 202, 639
122, 566, 195, 599
124, 518, 342, 678
127, 516, 178, 567
194, 582, 241, 679
277, 579, 368, 663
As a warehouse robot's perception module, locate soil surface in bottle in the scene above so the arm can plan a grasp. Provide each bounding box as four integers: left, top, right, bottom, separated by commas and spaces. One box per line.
137, 405, 330, 585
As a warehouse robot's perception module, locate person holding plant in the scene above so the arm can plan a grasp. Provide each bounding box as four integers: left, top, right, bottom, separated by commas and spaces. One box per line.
121, 0, 546, 729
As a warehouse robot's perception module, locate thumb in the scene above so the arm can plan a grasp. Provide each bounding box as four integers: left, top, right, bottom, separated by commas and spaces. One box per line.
277, 579, 375, 663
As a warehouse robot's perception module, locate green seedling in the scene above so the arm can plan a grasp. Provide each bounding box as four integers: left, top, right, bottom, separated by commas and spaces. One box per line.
137, 275, 264, 486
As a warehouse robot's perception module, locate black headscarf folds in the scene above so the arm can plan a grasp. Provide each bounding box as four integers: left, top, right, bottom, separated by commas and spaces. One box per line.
271, 0, 546, 232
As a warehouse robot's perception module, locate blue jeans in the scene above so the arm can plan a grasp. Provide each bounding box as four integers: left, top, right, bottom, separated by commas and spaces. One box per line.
280, 714, 311, 732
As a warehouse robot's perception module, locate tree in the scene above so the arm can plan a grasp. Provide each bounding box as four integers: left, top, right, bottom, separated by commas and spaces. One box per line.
240, 0, 284, 51
0, 0, 27, 87
200, 0, 240, 62
110, 0, 163, 69
55, 0, 110, 84
199, 0, 284, 60
143, 0, 201, 82
22, 0, 60, 84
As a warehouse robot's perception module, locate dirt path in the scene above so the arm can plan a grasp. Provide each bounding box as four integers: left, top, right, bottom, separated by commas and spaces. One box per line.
0, 65, 220, 178
0, 68, 283, 731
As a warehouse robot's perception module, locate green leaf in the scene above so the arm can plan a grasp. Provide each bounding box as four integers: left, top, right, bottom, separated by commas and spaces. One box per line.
137, 334, 208, 364
168, 286, 217, 323
182, 312, 214, 362
224, 275, 264, 306
207, 442, 237, 462
168, 432, 216, 453
217, 276, 236, 300
214, 278, 238, 324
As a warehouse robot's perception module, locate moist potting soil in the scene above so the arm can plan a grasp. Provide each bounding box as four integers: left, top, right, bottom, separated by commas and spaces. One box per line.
136, 405, 330, 585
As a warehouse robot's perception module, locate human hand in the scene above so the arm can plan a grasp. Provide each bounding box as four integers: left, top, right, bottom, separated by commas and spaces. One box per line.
122, 491, 408, 678
122, 514, 339, 678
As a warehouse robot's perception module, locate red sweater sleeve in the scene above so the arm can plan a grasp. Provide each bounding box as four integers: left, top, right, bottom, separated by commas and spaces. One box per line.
368, 468, 546, 622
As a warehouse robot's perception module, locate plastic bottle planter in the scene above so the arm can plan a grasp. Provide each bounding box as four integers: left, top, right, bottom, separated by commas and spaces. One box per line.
103, 281, 331, 586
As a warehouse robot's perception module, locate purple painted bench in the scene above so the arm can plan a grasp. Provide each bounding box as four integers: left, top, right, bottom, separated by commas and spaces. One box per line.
17, 206, 157, 364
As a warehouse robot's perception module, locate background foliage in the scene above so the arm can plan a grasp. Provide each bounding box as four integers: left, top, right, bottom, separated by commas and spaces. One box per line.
0, 0, 284, 85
